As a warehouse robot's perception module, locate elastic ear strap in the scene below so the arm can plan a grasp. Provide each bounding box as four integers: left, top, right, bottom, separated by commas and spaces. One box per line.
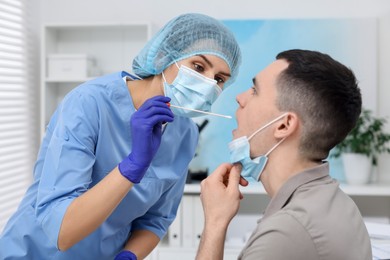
161, 71, 167, 82
265, 137, 286, 156
162, 61, 180, 82
248, 113, 288, 141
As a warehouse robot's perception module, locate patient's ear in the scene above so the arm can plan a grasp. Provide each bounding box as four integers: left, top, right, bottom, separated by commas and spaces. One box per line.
274, 113, 299, 138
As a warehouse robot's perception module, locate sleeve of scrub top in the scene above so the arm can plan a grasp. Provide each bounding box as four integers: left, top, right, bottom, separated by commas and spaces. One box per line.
131, 170, 188, 239
34, 89, 99, 248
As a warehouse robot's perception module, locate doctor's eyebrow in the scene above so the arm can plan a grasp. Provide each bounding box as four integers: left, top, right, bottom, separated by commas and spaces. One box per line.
197, 54, 231, 77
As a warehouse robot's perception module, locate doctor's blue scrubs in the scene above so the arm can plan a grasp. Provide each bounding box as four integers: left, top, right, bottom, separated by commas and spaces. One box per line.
0, 71, 198, 259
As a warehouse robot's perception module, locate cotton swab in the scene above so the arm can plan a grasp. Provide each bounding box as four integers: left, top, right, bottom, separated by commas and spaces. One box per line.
167, 103, 232, 119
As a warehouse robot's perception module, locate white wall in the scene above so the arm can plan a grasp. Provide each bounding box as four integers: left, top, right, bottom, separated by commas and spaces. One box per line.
26, 0, 42, 159
378, 11, 390, 182
37, 0, 390, 182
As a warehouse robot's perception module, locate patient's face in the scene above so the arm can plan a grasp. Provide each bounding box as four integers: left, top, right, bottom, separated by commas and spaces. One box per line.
233, 59, 288, 157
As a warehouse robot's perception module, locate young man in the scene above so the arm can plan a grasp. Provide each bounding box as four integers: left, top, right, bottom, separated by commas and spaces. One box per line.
196, 49, 372, 260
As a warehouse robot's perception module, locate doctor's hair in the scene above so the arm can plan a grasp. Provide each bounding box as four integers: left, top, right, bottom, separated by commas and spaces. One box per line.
274, 49, 362, 161
132, 13, 241, 86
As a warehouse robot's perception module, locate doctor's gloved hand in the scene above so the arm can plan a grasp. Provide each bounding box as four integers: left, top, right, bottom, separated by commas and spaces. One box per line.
114, 250, 137, 260
118, 96, 174, 184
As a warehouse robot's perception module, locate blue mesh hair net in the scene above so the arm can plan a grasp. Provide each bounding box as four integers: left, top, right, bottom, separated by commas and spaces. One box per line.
132, 13, 241, 87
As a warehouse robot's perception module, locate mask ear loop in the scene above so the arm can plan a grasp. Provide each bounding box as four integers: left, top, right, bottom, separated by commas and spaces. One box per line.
161, 72, 167, 83
265, 137, 286, 156
161, 61, 180, 83
248, 113, 288, 141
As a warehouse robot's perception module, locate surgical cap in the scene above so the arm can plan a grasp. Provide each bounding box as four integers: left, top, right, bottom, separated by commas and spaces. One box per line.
132, 13, 242, 87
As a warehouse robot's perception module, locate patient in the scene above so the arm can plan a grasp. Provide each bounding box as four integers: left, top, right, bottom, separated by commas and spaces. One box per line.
196, 49, 372, 260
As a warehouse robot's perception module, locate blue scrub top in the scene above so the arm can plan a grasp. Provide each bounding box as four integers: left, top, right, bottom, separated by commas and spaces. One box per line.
0, 72, 199, 259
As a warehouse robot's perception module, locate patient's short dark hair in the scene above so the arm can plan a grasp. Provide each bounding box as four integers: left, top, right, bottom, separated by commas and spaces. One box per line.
275, 49, 362, 160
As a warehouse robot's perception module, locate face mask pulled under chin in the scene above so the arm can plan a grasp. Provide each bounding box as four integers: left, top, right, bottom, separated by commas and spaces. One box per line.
228, 113, 287, 181
162, 64, 221, 118
228, 136, 269, 181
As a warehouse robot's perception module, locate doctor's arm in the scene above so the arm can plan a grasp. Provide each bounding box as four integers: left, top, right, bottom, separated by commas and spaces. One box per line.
58, 167, 134, 251
57, 96, 174, 251
117, 165, 189, 259
196, 163, 247, 260
115, 230, 160, 260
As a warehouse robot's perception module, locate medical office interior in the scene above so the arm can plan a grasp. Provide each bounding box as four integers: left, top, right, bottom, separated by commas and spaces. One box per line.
1, 0, 390, 259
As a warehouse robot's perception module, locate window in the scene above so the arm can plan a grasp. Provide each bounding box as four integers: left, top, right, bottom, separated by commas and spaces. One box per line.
0, 0, 36, 232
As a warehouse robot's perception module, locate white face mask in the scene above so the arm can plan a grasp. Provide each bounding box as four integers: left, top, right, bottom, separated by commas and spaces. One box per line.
228, 113, 287, 181
162, 63, 222, 118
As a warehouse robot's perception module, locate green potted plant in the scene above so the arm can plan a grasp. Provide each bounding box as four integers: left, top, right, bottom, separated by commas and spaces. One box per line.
332, 109, 390, 184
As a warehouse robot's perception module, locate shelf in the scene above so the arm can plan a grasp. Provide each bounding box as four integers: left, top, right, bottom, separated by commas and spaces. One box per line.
184, 182, 390, 196
152, 246, 241, 260
184, 183, 266, 194
45, 77, 96, 83
40, 22, 152, 138
339, 184, 390, 196
43, 21, 151, 30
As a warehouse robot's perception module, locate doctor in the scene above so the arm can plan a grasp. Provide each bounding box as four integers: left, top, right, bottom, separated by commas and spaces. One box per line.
0, 13, 241, 260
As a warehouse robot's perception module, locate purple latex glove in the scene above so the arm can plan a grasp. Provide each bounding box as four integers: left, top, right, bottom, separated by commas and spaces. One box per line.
118, 96, 174, 183
114, 250, 137, 260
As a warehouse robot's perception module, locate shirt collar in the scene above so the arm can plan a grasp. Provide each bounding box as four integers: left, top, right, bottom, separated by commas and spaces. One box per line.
121, 71, 141, 80
261, 162, 330, 220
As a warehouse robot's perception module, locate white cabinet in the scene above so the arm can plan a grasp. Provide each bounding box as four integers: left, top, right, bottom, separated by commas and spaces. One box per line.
149, 183, 390, 260
40, 22, 151, 137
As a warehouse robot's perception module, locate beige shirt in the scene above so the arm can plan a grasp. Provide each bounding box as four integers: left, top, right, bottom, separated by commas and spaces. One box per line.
238, 163, 372, 260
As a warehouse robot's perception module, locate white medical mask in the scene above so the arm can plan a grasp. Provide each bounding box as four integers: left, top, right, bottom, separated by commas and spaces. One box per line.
228, 113, 288, 181
162, 63, 222, 118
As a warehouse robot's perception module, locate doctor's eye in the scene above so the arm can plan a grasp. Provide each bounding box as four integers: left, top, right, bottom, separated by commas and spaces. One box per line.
193, 63, 205, 73
215, 75, 225, 84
